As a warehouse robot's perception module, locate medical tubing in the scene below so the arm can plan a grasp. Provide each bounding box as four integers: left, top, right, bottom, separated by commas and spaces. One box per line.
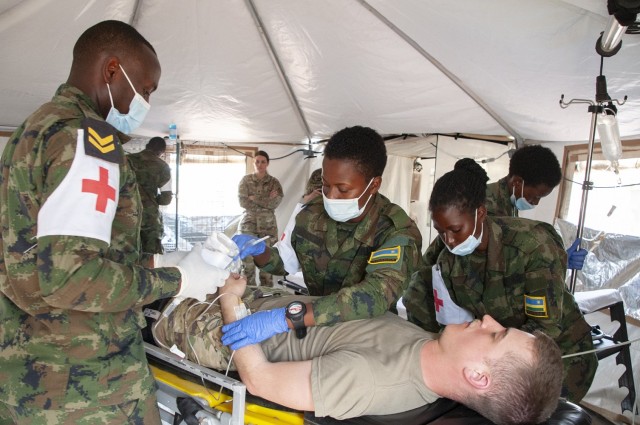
561, 335, 640, 358
182, 292, 243, 400
563, 336, 639, 423
152, 298, 183, 351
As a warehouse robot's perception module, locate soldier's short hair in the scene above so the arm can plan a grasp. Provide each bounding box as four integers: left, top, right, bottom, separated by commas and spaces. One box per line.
72, 20, 156, 64
509, 145, 561, 188
305, 168, 322, 195
324, 126, 387, 180
463, 330, 563, 424
429, 158, 488, 214
146, 136, 166, 153
256, 150, 270, 163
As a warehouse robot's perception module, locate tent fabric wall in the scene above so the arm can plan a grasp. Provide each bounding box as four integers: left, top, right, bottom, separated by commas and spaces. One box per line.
1, 0, 639, 145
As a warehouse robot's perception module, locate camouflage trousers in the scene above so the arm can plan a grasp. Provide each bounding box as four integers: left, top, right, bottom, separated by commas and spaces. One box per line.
151, 286, 294, 371
242, 235, 276, 287
0, 393, 160, 425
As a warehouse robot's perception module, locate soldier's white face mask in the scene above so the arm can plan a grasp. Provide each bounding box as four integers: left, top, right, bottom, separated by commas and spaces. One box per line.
444, 208, 483, 256
322, 178, 374, 222
510, 180, 535, 211
105, 64, 150, 134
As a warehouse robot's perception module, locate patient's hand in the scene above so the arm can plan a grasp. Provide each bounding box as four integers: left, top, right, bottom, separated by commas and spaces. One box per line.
219, 273, 247, 298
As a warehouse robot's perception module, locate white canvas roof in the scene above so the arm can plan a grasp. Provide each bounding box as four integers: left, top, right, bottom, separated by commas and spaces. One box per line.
0, 0, 639, 147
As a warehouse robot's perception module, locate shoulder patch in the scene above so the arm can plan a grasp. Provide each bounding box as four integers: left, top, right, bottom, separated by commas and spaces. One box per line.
368, 246, 401, 265
524, 295, 549, 318
82, 118, 121, 163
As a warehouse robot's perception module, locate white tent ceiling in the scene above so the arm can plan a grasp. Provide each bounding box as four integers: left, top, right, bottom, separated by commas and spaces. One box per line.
0, 0, 639, 147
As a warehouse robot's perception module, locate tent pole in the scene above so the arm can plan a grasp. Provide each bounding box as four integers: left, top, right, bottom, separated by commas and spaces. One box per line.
175, 138, 180, 249
244, 0, 313, 143
357, 0, 523, 146
568, 107, 598, 293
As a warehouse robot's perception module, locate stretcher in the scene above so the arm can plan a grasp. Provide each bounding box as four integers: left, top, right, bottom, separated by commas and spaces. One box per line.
145, 342, 597, 425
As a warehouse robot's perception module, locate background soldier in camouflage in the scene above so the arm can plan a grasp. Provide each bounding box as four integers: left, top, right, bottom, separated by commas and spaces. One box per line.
0, 20, 225, 424
237, 150, 283, 286
403, 158, 597, 402
128, 136, 172, 266
225, 126, 423, 350
485, 144, 561, 217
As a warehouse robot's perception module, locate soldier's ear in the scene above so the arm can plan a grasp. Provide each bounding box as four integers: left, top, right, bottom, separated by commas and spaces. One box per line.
477, 205, 487, 223
369, 176, 382, 194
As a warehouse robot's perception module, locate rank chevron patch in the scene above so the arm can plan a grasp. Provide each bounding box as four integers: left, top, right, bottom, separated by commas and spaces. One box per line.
82, 118, 121, 163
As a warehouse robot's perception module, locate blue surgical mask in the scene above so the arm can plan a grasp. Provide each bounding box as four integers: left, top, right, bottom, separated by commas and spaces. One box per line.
105, 64, 150, 134
444, 208, 483, 256
510, 181, 534, 211
323, 178, 374, 222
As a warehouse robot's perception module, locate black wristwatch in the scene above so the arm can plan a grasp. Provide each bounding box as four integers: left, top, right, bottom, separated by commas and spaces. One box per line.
285, 301, 307, 339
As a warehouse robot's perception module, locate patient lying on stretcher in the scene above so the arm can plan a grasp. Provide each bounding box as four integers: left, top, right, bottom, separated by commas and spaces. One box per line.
152, 274, 564, 425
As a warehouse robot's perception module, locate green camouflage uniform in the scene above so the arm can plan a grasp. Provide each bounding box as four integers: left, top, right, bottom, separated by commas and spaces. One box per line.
261, 194, 423, 326
238, 173, 283, 286
485, 176, 518, 217
127, 148, 172, 258
0, 84, 181, 413
403, 216, 597, 401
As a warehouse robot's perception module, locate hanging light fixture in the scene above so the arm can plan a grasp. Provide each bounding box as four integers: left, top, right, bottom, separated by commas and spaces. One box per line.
595, 0, 640, 56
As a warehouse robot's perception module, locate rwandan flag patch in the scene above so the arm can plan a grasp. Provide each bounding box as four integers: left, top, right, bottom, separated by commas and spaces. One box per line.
368, 246, 401, 264
524, 295, 548, 318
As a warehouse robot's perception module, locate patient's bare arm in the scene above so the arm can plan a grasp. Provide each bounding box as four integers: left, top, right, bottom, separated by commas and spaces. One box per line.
219, 275, 315, 411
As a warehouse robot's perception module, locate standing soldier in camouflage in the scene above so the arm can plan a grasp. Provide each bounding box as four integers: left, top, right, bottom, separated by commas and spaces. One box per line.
402, 158, 596, 402
0, 20, 227, 424
224, 126, 423, 349
485, 145, 588, 272
128, 136, 173, 266
485, 144, 562, 218
237, 150, 283, 286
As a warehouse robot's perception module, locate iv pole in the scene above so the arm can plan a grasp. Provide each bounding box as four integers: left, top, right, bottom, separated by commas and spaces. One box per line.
559, 72, 626, 294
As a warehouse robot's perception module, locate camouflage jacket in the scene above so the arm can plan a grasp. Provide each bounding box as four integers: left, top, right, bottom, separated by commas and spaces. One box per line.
485, 176, 518, 217
0, 84, 181, 410
403, 216, 592, 353
238, 173, 283, 238
261, 194, 423, 326
127, 149, 172, 254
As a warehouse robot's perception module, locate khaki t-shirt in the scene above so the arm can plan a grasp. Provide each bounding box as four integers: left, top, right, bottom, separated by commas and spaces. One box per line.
261, 311, 439, 419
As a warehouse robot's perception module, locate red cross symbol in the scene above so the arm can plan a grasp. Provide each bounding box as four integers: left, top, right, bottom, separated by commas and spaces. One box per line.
433, 289, 444, 312
82, 166, 116, 213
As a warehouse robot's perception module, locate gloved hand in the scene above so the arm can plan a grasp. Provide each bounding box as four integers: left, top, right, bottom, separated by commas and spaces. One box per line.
232, 234, 267, 259
221, 307, 288, 350
176, 244, 230, 301
155, 250, 189, 268
567, 238, 588, 270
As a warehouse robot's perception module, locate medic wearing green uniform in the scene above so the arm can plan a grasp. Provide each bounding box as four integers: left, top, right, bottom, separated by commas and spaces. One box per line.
0, 84, 180, 414
127, 137, 172, 263
261, 193, 422, 325
485, 176, 517, 217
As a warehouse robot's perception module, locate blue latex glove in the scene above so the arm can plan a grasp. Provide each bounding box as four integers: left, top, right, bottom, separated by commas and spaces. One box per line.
567, 238, 588, 270
221, 307, 288, 350
232, 234, 267, 259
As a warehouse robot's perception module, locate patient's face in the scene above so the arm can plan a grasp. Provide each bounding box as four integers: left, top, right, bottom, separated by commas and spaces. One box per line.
440, 315, 534, 364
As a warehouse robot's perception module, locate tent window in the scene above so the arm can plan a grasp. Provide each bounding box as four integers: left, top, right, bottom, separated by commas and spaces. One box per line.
160, 144, 252, 251
557, 140, 640, 237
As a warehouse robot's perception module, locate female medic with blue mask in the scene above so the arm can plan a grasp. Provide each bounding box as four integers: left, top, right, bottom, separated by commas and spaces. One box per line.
402, 158, 597, 404
225, 125, 422, 352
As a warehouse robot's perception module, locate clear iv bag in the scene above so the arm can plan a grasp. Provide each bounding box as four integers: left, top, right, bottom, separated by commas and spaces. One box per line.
596, 113, 622, 163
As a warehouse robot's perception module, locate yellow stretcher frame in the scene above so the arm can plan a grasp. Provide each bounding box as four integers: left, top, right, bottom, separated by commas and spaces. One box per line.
146, 342, 303, 425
